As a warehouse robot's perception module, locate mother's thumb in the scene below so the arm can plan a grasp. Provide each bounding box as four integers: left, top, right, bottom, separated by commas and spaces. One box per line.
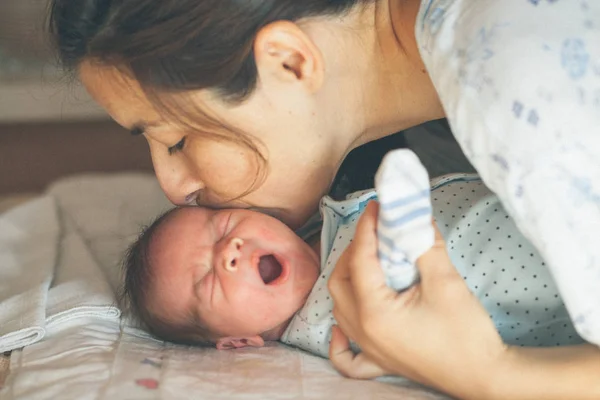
415, 221, 461, 284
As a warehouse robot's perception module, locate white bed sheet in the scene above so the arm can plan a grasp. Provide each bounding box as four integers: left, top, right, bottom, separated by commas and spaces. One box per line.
4, 319, 448, 400
0, 173, 449, 400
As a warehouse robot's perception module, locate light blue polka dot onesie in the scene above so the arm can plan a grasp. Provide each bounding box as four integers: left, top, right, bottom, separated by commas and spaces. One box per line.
281, 174, 583, 358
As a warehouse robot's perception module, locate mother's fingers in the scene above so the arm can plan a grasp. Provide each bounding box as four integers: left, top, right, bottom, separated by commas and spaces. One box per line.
345, 202, 394, 309
416, 221, 463, 288
350, 201, 379, 249
328, 202, 379, 288
329, 254, 360, 340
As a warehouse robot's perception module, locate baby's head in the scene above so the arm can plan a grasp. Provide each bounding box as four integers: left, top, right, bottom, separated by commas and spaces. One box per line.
123, 206, 320, 350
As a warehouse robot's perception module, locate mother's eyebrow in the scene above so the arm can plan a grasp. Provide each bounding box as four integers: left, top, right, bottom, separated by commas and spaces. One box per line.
129, 121, 161, 136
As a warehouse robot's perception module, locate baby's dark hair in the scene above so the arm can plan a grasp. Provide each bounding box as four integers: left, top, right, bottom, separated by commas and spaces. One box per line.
121, 207, 215, 346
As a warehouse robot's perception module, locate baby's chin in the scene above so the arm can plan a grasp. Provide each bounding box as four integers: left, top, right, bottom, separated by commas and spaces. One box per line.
261, 317, 295, 341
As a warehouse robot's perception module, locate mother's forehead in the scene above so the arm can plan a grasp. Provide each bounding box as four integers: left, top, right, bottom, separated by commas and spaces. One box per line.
79, 62, 152, 108
79, 61, 225, 130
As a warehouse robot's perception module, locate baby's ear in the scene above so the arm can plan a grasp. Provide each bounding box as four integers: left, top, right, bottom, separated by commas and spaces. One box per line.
215, 336, 265, 350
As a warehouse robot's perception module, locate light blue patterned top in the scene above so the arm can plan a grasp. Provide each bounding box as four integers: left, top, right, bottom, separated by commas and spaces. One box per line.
282, 177, 581, 358
416, 0, 600, 346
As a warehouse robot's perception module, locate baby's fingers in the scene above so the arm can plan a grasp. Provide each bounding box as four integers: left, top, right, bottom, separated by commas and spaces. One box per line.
329, 326, 388, 380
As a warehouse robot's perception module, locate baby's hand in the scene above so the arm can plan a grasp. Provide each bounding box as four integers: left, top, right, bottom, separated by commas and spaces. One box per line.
328, 325, 389, 379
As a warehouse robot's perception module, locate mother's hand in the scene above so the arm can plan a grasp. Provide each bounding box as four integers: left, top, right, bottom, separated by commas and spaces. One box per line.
327, 201, 507, 399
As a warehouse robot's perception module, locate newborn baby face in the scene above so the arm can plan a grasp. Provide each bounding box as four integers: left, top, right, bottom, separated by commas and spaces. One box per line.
147, 207, 320, 347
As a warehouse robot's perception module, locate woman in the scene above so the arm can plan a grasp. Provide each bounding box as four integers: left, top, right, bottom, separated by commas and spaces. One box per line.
48, 0, 600, 398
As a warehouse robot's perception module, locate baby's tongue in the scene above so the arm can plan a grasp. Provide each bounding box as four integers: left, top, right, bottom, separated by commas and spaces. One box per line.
258, 255, 282, 284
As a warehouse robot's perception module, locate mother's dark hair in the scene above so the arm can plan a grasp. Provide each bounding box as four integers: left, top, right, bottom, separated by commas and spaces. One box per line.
48, 0, 373, 102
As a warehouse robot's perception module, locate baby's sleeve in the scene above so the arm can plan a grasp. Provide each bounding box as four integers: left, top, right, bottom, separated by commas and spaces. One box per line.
416, 0, 600, 344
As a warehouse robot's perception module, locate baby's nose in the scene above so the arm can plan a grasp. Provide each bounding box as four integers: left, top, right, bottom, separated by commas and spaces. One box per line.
222, 238, 244, 272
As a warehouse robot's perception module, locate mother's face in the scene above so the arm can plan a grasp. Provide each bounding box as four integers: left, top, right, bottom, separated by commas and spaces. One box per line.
80, 62, 344, 229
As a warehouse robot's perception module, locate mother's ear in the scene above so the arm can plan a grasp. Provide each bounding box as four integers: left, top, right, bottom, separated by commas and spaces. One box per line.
215, 336, 265, 350
253, 20, 324, 94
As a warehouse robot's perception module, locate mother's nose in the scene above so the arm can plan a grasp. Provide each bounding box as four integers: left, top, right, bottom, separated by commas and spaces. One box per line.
152, 156, 205, 206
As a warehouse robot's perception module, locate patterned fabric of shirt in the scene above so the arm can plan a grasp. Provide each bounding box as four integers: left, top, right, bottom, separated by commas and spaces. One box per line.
281, 176, 582, 358
416, 0, 600, 345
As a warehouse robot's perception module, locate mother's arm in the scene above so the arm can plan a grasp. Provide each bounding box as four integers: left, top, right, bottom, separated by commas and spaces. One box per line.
328, 202, 600, 400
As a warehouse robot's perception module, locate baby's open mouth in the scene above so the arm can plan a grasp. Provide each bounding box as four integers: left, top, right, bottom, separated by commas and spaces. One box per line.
258, 255, 283, 285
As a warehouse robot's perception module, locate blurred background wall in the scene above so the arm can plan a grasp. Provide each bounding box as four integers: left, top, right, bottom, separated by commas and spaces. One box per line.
0, 0, 153, 195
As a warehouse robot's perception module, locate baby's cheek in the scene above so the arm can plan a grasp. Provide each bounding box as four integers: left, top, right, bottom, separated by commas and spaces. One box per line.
289, 250, 320, 278
255, 227, 281, 243
242, 297, 282, 330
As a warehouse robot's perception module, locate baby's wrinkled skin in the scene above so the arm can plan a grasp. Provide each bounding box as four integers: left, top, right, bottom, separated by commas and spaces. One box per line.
146, 207, 320, 349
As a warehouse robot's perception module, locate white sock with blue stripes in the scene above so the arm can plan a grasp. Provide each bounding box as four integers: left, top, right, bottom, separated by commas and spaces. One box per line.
374, 149, 435, 291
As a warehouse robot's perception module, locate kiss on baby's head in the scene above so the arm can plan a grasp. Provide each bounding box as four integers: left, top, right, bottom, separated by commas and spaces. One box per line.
122, 206, 320, 350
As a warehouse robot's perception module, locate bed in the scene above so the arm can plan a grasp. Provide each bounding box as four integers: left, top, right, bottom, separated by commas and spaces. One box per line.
0, 117, 474, 399
0, 173, 452, 400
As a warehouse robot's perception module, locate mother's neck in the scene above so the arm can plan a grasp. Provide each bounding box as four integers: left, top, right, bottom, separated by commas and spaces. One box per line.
350, 0, 444, 148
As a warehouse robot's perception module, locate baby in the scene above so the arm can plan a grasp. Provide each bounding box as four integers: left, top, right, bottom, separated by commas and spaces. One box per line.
123, 174, 583, 358
123, 203, 321, 350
